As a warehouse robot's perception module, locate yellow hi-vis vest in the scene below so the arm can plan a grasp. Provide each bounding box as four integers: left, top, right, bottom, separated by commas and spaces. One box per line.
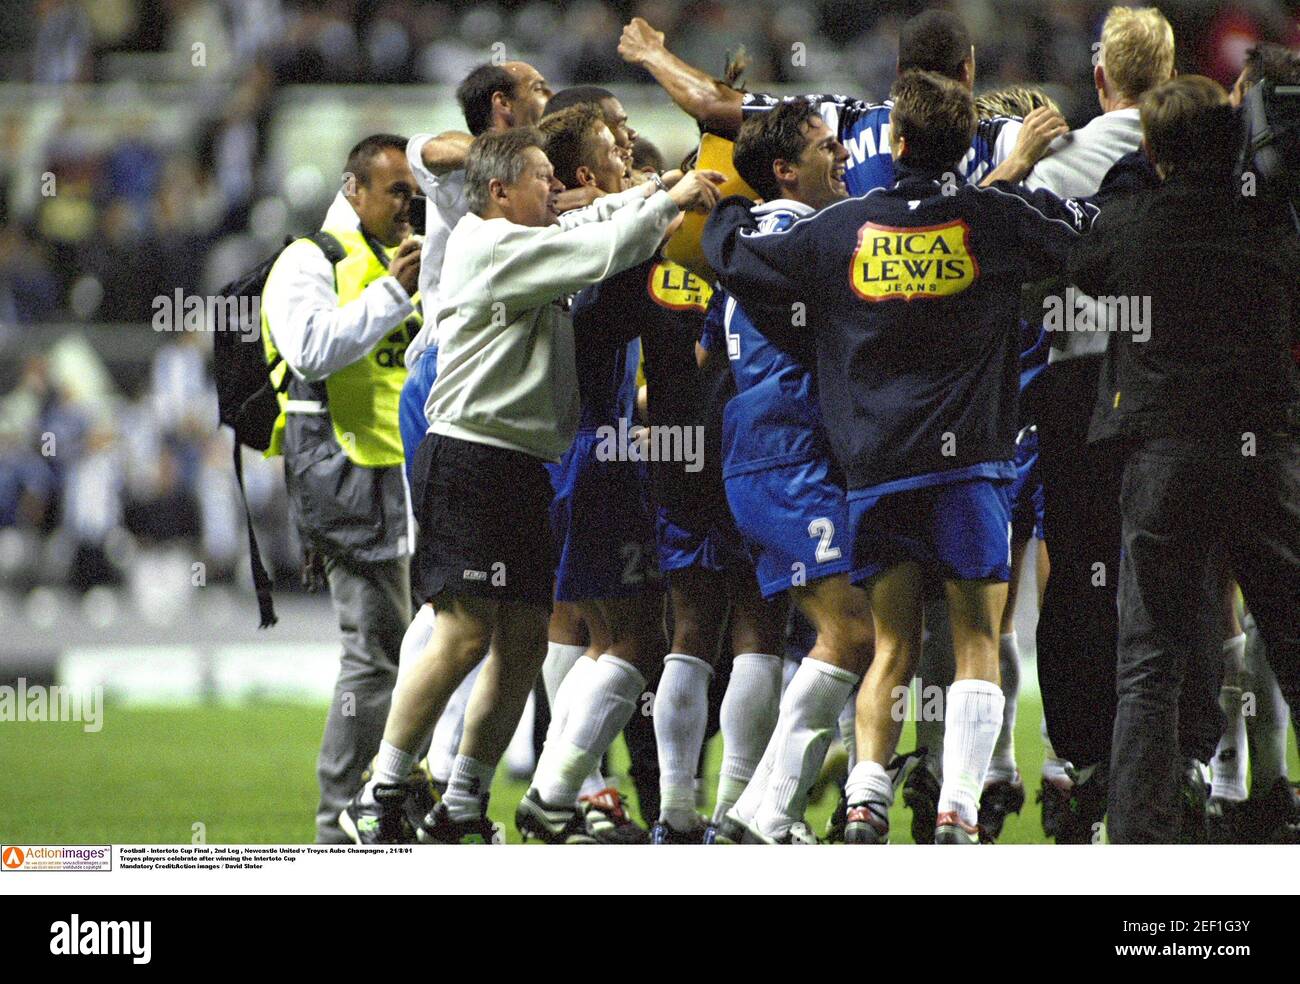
261, 227, 420, 467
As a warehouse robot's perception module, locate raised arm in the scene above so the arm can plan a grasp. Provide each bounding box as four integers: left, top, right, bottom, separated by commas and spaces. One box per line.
619, 17, 744, 137
411, 131, 474, 178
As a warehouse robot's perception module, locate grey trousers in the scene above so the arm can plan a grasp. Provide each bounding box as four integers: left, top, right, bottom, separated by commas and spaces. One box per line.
315, 553, 412, 843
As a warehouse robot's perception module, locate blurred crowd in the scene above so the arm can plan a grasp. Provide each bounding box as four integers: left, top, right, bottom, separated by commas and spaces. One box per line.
0, 0, 1298, 595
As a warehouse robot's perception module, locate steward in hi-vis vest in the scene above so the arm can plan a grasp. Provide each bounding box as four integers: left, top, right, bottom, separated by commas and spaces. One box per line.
258, 134, 426, 845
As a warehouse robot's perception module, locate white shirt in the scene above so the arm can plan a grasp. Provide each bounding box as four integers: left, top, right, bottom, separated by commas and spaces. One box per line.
262, 192, 415, 383
1023, 107, 1144, 362
403, 133, 470, 367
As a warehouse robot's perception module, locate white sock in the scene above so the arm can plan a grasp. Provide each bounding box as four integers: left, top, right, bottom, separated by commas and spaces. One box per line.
533, 655, 643, 806
1212, 633, 1249, 802
1040, 715, 1071, 786
656, 653, 713, 830
361, 740, 415, 806
542, 642, 586, 724
838, 692, 857, 770
731, 732, 776, 823
938, 679, 1005, 827
428, 658, 482, 786
443, 754, 495, 821
845, 758, 894, 809
755, 657, 859, 840
542, 653, 605, 799
1245, 622, 1289, 789
714, 652, 782, 824
988, 632, 1020, 781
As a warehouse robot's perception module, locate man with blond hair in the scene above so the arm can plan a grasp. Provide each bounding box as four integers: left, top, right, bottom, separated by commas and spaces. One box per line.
1026, 6, 1180, 840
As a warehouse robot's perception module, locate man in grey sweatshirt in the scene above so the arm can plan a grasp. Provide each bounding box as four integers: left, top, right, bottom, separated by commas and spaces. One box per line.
340, 125, 723, 843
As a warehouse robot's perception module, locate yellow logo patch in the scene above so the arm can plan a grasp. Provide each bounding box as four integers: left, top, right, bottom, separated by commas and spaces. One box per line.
647, 261, 713, 312
850, 220, 979, 302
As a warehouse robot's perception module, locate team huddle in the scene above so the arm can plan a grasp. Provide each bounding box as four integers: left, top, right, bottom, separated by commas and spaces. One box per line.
255, 5, 1299, 847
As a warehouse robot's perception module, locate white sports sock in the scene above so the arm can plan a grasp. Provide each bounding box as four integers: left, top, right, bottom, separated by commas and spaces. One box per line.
428, 658, 482, 786
533, 655, 644, 807
938, 679, 1005, 827
541, 654, 605, 798
542, 642, 586, 724
1212, 633, 1249, 802
1040, 716, 1071, 785
443, 755, 495, 822
361, 739, 416, 806
755, 657, 859, 840
656, 653, 713, 829
987, 632, 1020, 781
1245, 622, 1289, 789
714, 652, 782, 823
845, 759, 894, 809
399, 604, 436, 669
838, 692, 857, 771
731, 732, 777, 823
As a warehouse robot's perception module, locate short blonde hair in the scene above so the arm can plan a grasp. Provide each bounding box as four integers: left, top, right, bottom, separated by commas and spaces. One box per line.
974, 86, 1062, 121
1100, 6, 1176, 102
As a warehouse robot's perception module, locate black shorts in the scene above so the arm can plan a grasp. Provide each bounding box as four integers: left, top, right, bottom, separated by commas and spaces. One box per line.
411, 432, 555, 609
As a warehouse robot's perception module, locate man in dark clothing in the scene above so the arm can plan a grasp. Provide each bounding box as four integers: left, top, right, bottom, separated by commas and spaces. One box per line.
1072, 75, 1300, 843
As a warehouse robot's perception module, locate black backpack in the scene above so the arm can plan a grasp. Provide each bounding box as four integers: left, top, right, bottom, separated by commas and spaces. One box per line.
213, 231, 345, 626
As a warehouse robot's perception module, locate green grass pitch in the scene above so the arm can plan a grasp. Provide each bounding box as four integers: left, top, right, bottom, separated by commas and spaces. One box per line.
3, 693, 1294, 844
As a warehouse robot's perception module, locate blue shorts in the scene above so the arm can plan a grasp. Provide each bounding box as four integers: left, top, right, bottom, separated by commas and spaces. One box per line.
399, 347, 439, 488
848, 478, 1012, 583
1009, 427, 1044, 542
724, 457, 860, 599
654, 500, 751, 577
548, 430, 660, 602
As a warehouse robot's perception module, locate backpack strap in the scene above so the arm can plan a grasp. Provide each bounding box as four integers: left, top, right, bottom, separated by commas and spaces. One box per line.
233, 441, 278, 628
307, 230, 346, 265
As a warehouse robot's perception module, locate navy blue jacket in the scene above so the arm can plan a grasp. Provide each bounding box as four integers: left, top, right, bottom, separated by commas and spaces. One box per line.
702, 164, 1097, 494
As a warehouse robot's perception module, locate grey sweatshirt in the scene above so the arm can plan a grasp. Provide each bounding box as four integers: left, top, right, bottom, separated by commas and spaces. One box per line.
425, 185, 679, 461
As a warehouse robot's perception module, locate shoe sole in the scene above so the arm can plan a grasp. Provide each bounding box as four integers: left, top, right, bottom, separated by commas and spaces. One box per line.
516, 800, 597, 844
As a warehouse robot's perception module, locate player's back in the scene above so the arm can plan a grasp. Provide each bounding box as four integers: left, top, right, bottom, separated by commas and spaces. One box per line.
713, 200, 828, 477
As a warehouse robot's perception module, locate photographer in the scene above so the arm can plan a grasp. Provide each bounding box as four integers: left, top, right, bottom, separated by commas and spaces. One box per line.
1072, 76, 1300, 843
260, 134, 422, 843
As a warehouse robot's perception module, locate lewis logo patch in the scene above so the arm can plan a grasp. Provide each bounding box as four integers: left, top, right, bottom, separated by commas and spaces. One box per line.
850, 220, 979, 302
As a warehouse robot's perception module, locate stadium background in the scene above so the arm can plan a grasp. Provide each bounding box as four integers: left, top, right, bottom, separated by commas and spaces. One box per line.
1, 0, 1297, 844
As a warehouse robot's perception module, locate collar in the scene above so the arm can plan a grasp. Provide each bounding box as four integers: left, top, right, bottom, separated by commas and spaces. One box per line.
321, 190, 362, 231
891, 161, 951, 188
751, 198, 816, 218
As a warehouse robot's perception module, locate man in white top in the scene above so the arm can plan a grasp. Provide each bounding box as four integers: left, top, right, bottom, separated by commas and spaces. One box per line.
341, 126, 722, 843
396, 61, 609, 804
260, 134, 422, 843
1025, 6, 1178, 840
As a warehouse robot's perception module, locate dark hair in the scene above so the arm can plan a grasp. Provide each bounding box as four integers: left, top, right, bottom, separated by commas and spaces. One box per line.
889, 70, 977, 172
457, 64, 520, 136
1141, 75, 1240, 183
344, 134, 407, 189
463, 127, 546, 214
545, 86, 616, 117
897, 10, 973, 81
538, 105, 608, 190
632, 136, 665, 174
1242, 42, 1300, 87
733, 98, 821, 201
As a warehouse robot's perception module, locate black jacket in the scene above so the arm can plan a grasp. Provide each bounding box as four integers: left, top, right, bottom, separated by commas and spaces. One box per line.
1075, 174, 1300, 444
702, 165, 1095, 493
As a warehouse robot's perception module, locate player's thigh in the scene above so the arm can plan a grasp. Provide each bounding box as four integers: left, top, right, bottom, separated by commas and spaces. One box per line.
792, 572, 874, 664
